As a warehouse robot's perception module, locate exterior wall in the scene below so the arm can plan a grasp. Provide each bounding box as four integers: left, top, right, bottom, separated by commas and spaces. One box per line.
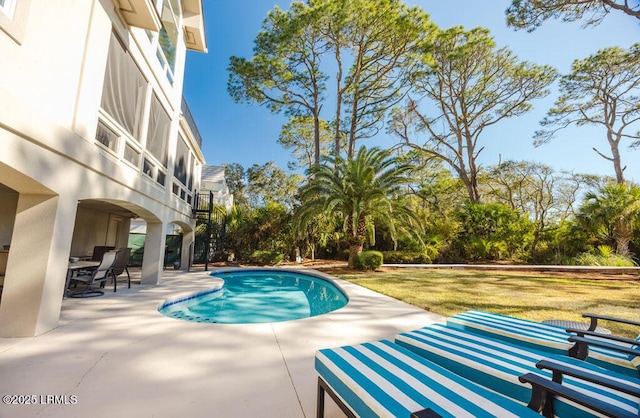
201, 165, 234, 211
0, 0, 207, 337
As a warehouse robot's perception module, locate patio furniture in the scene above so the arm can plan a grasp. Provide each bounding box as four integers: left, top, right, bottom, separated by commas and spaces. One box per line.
91, 245, 115, 262
110, 248, 131, 292
315, 339, 542, 418
64, 260, 101, 299
395, 323, 640, 417
69, 250, 117, 298
447, 310, 640, 377
542, 319, 612, 335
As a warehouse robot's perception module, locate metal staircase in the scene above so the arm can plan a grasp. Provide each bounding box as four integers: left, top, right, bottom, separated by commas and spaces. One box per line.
192, 192, 226, 271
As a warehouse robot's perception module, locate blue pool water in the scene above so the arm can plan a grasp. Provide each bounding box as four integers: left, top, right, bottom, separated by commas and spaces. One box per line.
158, 270, 348, 324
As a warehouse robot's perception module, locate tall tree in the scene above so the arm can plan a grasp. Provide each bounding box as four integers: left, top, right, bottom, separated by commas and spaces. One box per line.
506, 0, 640, 31
317, 0, 435, 158
295, 146, 418, 267
390, 26, 557, 202
534, 44, 640, 183
277, 115, 333, 171
246, 161, 302, 209
229, 0, 435, 164
577, 182, 640, 255
228, 3, 328, 165
224, 163, 248, 207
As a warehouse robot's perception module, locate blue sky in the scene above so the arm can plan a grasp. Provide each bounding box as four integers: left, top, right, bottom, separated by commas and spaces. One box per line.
183, 0, 640, 182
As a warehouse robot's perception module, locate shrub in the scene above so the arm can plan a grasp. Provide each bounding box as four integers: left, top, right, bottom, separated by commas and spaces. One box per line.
248, 250, 284, 265
354, 251, 384, 271
572, 253, 637, 267
381, 251, 431, 264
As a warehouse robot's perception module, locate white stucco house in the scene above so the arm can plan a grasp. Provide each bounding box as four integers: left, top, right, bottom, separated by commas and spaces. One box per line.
200, 165, 234, 211
0, 0, 207, 337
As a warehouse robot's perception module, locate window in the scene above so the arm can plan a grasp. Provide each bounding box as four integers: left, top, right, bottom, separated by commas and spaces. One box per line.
146, 0, 181, 84
95, 120, 119, 153
124, 143, 141, 167
0, 0, 16, 18
174, 134, 190, 186
145, 93, 171, 167
0, 0, 29, 43
157, 170, 166, 186
100, 32, 147, 140
172, 133, 195, 202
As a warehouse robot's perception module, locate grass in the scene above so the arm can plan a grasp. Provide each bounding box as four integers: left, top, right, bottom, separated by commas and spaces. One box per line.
333, 268, 640, 339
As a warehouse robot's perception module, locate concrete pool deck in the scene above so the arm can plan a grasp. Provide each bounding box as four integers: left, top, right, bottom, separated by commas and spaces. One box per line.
0, 267, 444, 418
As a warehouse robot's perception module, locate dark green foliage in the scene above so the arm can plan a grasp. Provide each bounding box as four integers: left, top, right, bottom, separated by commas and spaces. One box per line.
576, 182, 640, 255
295, 146, 420, 268
225, 203, 293, 260
248, 250, 284, 265
353, 251, 384, 270
451, 202, 534, 261
381, 251, 431, 264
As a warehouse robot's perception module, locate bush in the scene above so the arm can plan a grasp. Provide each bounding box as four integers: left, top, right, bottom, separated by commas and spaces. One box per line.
354, 251, 384, 271
571, 246, 637, 267
248, 250, 284, 265
381, 251, 431, 264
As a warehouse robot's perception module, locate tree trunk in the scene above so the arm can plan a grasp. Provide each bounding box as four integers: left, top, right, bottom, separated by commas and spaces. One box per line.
348, 242, 364, 268
313, 108, 321, 166
614, 221, 632, 255
603, 130, 624, 183
346, 213, 367, 268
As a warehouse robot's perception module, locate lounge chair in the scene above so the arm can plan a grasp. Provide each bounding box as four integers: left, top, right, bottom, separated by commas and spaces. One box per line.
315, 339, 542, 418
447, 310, 640, 378
69, 250, 118, 298
395, 324, 640, 417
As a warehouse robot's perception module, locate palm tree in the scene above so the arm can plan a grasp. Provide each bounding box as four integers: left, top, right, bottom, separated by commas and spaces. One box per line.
578, 182, 640, 256
295, 146, 419, 267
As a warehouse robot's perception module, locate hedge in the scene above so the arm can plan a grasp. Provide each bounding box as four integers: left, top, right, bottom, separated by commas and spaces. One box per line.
381, 251, 431, 264
248, 250, 284, 265
354, 251, 384, 271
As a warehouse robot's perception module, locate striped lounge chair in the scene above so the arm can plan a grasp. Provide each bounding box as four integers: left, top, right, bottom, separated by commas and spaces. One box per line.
315, 339, 542, 418
395, 324, 640, 418
447, 310, 640, 378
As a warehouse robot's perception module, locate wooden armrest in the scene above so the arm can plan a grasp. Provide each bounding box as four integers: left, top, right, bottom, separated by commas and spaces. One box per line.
569, 335, 640, 357
566, 328, 639, 346
519, 373, 635, 418
536, 359, 640, 398
583, 313, 640, 329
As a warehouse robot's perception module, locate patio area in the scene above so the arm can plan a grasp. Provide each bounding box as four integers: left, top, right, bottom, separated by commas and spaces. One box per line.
0, 267, 443, 418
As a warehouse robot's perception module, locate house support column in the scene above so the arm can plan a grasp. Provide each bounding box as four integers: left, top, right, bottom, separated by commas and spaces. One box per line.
141, 221, 165, 285
181, 228, 193, 272
0, 194, 77, 337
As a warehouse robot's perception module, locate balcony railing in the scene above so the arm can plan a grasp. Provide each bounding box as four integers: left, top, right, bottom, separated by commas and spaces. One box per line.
181, 96, 203, 149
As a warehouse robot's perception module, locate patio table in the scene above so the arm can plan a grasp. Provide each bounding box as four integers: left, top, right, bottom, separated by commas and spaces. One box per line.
64, 261, 100, 299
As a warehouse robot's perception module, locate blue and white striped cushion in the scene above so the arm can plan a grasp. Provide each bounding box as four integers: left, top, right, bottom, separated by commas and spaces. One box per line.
447, 310, 638, 377
315, 340, 541, 418
396, 324, 640, 418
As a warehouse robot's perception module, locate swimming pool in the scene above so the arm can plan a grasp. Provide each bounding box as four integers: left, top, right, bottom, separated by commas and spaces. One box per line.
158, 269, 348, 324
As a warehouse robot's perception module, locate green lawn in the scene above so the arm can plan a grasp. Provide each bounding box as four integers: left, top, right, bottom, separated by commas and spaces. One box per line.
334, 268, 640, 339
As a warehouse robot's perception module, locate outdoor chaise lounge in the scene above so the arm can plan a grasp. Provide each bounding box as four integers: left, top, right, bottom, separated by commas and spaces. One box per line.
395, 323, 640, 417
447, 310, 640, 377
315, 339, 543, 418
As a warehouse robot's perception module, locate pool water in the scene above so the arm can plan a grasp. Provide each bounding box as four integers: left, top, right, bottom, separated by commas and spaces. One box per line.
158, 270, 348, 324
